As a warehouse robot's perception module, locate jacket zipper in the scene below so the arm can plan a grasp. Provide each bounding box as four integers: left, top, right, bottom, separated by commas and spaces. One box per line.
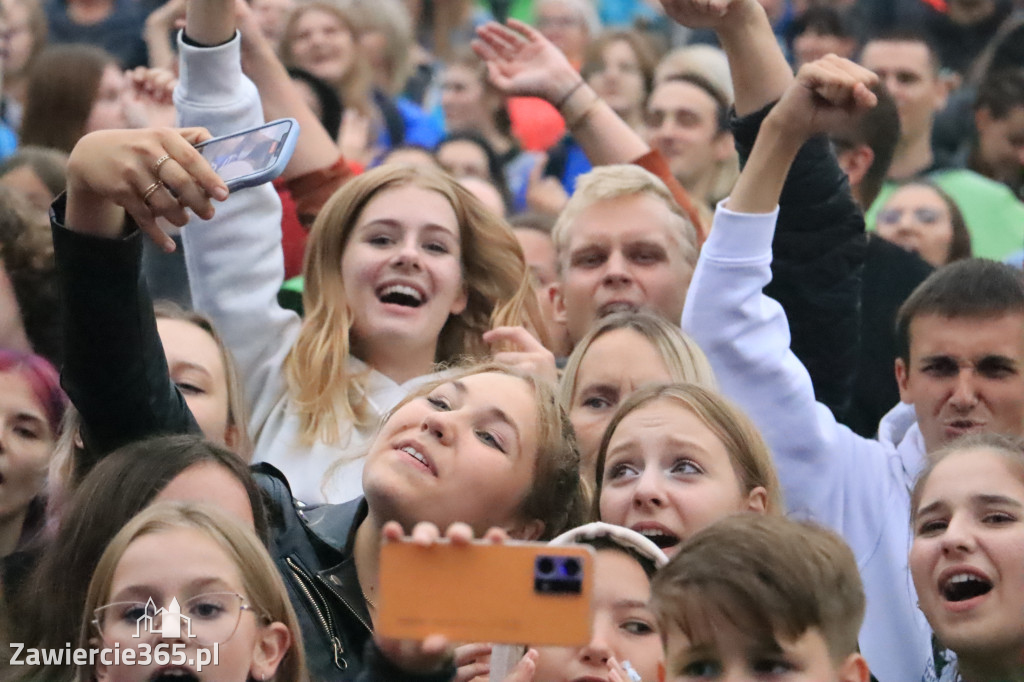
286, 556, 348, 670
316, 571, 373, 633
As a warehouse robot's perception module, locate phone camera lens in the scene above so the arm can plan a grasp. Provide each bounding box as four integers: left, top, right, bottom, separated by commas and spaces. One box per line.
537, 557, 556, 575
562, 558, 581, 577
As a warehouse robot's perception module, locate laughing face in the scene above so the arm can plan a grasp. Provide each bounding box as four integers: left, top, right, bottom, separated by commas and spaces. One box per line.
361, 371, 543, 537
287, 7, 356, 86
910, 448, 1024, 666
896, 313, 1024, 454
598, 398, 766, 555
340, 183, 468, 368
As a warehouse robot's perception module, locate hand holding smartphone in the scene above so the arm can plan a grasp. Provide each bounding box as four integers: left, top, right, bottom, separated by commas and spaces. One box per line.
194, 118, 299, 191
377, 540, 594, 647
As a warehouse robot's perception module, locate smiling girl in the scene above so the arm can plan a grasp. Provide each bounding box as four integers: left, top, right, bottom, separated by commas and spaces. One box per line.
168, 0, 544, 504
911, 432, 1024, 682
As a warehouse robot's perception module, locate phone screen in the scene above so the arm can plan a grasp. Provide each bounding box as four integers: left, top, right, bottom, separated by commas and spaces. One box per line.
197, 120, 293, 183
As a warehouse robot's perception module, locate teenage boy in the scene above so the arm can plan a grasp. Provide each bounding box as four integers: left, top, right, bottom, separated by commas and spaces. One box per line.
669, 3, 1024, 682
652, 514, 869, 682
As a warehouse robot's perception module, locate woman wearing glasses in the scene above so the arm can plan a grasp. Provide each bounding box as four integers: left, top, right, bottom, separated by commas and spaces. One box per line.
81, 501, 305, 682
875, 180, 972, 268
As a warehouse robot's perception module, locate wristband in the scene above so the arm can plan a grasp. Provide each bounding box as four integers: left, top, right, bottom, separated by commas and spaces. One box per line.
565, 91, 601, 129
555, 79, 585, 110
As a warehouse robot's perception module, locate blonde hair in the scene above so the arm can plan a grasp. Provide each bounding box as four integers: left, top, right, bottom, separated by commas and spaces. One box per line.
279, 2, 373, 116
286, 164, 543, 445
594, 383, 784, 516
344, 0, 415, 96
560, 309, 716, 412
78, 502, 308, 682
154, 302, 253, 460
551, 165, 698, 274
380, 362, 587, 539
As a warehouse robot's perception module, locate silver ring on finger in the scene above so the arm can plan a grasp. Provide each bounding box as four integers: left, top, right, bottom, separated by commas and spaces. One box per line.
142, 179, 165, 203
153, 154, 172, 177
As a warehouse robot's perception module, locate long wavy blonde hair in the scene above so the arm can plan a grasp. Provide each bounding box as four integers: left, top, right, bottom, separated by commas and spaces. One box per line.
286, 164, 544, 445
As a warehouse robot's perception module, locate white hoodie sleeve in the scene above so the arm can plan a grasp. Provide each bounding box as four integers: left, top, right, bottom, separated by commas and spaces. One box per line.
175, 33, 300, 439
682, 202, 932, 682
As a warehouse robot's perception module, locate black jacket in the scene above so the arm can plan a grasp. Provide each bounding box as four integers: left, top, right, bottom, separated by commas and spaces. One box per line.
733, 103, 867, 420
51, 197, 456, 682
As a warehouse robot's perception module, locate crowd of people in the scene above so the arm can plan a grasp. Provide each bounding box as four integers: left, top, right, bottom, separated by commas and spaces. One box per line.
0, 0, 1023, 680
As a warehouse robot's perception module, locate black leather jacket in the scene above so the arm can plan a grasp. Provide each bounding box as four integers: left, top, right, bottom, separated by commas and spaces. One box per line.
51, 196, 456, 682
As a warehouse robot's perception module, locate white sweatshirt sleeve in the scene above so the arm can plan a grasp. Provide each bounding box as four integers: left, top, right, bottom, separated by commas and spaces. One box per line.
682, 203, 933, 682
176, 33, 300, 437
682, 203, 894, 543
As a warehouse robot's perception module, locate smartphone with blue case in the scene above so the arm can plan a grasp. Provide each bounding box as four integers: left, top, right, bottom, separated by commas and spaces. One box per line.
195, 118, 299, 191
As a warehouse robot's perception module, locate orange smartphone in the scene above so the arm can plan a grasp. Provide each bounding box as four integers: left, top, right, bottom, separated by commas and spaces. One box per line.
377, 541, 594, 646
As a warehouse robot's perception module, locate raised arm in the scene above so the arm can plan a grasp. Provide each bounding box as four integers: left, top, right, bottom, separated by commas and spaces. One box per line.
175, 0, 306, 446
234, 0, 347, 180
58, 127, 225, 466
662, 0, 868, 417
659, 0, 791, 115
730, 58, 878, 211
473, 19, 704, 239
683, 58, 940, 682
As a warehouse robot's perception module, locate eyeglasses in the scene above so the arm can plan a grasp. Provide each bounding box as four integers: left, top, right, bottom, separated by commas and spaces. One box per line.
93, 592, 260, 646
877, 207, 945, 226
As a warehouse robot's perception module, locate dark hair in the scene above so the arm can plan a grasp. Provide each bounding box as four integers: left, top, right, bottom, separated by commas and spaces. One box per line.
895, 259, 1024, 363
583, 535, 658, 579
10, 434, 266, 681
436, 131, 513, 213
910, 432, 1024, 523
974, 67, 1024, 119
21, 44, 119, 154
0, 146, 68, 199
444, 47, 514, 139
883, 179, 971, 264
831, 83, 900, 208
582, 30, 659, 103
655, 72, 730, 133
0, 185, 61, 364
790, 6, 855, 40
288, 67, 344, 139
509, 211, 556, 236
862, 26, 941, 74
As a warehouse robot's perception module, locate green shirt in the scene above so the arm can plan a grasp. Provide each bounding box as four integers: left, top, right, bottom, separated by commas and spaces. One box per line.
866, 169, 1024, 262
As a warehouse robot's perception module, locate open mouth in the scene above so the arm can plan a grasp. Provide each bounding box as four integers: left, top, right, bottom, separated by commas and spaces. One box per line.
941, 573, 993, 603
149, 668, 200, 682
633, 526, 680, 551
598, 301, 639, 318
377, 284, 424, 308
397, 442, 436, 476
